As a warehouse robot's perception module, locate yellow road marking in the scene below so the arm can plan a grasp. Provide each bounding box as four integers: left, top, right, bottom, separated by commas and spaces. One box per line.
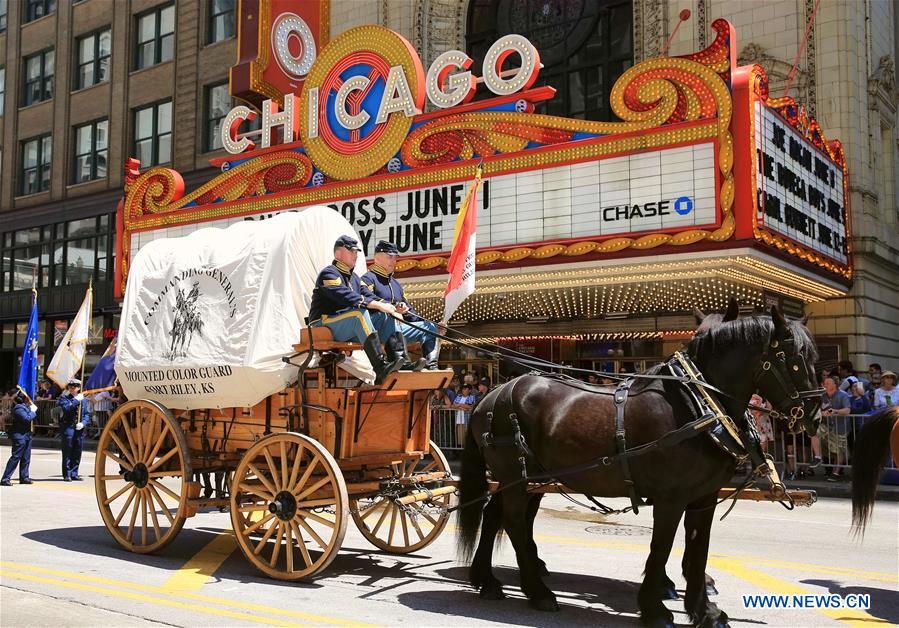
525, 527, 893, 584
733, 557, 898, 585
709, 558, 888, 627
162, 529, 237, 592
1, 569, 305, 627
0, 562, 372, 627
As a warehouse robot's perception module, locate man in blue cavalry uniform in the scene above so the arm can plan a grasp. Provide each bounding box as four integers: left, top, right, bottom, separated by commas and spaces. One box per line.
362, 240, 440, 370
58, 378, 90, 481
1, 392, 37, 486
309, 236, 406, 385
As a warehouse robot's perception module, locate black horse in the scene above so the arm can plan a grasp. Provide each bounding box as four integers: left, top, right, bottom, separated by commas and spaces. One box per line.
457, 303, 821, 627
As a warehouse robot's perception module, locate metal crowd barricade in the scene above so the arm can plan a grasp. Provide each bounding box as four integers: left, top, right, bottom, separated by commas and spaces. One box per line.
34, 399, 60, 436
430, 407, 463, 451
767, 412, 894, 479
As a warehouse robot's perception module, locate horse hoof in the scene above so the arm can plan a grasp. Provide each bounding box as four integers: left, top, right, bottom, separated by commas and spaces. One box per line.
642, 616, 675, 628
529, 594, 560, 612
693, 608, 729, 628
478, 583, 505, 601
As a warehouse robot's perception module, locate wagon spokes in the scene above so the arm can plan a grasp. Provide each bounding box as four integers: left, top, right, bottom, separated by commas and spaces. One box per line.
95, 400, 192, 554
350, 440, 453, 554
231, 433, 348, 580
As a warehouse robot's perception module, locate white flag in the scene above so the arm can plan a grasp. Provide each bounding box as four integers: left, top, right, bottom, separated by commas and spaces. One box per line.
47, 286, 93, 389
443, 167, 482, 322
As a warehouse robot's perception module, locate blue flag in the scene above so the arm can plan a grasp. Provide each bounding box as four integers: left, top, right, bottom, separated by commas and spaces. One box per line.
17, 289, 39, 400
85, 349, 117, 393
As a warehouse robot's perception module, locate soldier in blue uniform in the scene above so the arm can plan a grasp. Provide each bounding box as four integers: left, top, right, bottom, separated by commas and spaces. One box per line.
1, 392, 37, 486
308, 236, 405, 385
58, 378, 90, 481
362, 240, 441, 370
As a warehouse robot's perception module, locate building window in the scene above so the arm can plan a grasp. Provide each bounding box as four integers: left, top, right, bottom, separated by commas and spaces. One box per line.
0, 67, 5, 116
204, 82, 261, 152
24, 0, 56, 23
0, 0, 7, 32
135, 4, 175, 69
0, 215, 115, 292
466, 0, 633, 121
23, 49, 55, 106
134, 101, 172, 166
208, 0, 235, 44
20, 135, 52, 196
75, 28, 112, 90
205, 83, 230, 151
73, 119, 108, 183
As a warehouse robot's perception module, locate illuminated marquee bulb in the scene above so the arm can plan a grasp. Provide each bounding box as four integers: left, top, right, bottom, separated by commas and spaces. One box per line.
482, 34, 540, 96
376, 65, 421, 124
426, 50, 476, 109
271, 13, 317, 79
261, 93, 299, 148
221, 106, 257, 154
335, 75, 372, 130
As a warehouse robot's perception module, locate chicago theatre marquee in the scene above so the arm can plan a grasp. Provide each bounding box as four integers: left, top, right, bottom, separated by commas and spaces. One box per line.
118, 7, 851, 372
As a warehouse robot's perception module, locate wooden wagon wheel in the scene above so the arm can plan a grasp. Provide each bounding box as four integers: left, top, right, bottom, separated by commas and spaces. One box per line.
230, 433, 348, 580
350, 440, 452, 554
94, 400, 193, 553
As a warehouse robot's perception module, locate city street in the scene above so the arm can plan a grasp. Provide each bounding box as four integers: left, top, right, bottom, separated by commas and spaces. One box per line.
1, 445, 896, 627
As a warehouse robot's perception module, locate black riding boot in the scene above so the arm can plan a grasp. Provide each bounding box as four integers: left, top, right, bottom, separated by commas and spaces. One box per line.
388, 332, 426, 371
363, 333, 404, 385
423, 340, 440, 370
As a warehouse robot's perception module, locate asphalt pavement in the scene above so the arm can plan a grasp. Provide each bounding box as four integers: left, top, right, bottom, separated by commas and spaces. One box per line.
1, 445, 897, 627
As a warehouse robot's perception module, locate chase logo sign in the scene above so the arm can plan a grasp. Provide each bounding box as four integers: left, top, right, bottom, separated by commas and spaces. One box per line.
674, 196, 693, 215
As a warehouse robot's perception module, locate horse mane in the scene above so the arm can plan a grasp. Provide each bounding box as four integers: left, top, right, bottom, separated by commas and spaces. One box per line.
687, 315, 818, 364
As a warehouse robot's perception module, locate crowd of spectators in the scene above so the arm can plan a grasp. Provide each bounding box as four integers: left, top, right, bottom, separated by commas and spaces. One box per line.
429, 369, 494, 451
776, 360, 895, 481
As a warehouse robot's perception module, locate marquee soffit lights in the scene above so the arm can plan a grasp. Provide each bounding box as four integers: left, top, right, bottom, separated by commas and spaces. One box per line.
402, 256, 843, 300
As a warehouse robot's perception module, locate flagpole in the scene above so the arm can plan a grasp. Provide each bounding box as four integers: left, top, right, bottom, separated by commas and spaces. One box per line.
442, 161, 483, 324
77, 280, 93, 425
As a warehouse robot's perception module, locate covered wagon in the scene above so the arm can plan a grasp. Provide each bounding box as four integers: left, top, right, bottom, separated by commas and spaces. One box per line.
96, 207, 454, 579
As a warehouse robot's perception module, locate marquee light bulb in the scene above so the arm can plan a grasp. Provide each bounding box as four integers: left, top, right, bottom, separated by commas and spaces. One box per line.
271, 13, 317, 79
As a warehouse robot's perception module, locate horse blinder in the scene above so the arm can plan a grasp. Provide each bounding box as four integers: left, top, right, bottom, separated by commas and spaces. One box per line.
755, 334, 820, 434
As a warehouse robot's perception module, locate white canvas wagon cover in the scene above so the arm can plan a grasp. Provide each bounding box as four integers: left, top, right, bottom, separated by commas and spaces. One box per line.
116, 207, 372, 409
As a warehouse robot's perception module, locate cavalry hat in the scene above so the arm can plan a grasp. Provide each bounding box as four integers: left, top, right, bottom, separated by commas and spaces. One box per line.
67, 378, 82, 387
374, 240, 399, 255
334, 235, 361, 251
882, 370, 897, 383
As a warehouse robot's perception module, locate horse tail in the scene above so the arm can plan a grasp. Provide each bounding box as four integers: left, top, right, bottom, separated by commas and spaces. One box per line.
457, 426, 488, 563
851, 406, 899, 536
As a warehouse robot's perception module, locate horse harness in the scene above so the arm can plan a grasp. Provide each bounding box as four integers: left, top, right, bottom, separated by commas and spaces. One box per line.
476, 351, 787, 515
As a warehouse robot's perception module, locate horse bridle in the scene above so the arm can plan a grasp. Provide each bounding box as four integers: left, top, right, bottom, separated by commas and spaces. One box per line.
754, 330, 821, 432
